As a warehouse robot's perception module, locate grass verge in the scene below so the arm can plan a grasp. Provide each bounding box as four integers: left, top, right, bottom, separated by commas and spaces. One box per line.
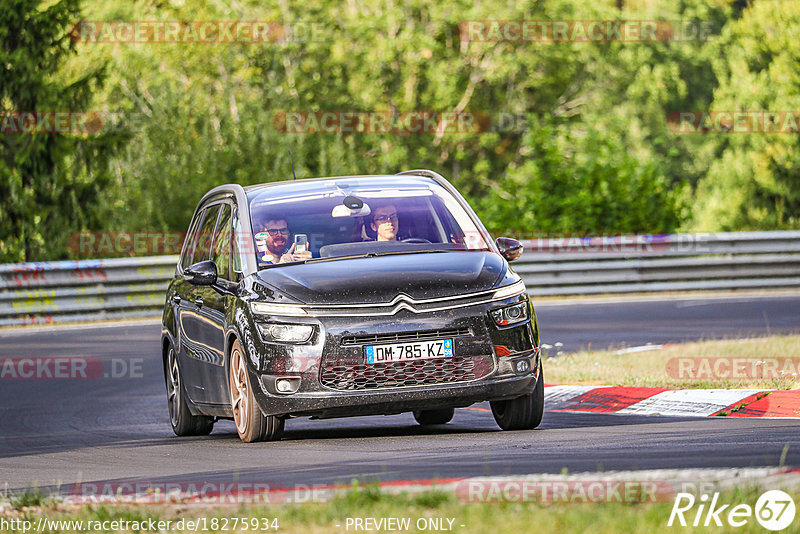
545, 335, 800, 389
2, 485, 798, 533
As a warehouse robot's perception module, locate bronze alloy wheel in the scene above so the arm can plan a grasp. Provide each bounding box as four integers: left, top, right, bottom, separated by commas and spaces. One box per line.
229, 342, 250, 435
166, 345, 214, 436
228, 339, 284, 442
167, 347, 181, 428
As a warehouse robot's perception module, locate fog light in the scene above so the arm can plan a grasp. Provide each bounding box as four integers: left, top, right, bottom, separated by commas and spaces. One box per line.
276, 378, 299, 394
515, 359, 530, 373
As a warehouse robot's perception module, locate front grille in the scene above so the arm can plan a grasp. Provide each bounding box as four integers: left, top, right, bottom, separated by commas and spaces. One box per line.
319, 355, 494, 391
340, 327, 471, 346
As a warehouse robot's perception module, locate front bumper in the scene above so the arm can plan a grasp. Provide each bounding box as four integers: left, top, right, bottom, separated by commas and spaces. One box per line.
246, 295, 541, 418
254, 362, 540, 418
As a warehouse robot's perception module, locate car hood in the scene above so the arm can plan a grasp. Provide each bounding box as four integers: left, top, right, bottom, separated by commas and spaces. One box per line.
255, 251, 506, 304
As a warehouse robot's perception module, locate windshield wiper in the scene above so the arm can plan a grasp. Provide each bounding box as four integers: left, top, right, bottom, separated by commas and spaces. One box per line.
303, 253, 376, 264
371, 249, 450, 257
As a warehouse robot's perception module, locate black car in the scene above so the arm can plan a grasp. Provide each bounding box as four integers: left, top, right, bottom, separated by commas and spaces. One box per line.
161, 169, 543, 442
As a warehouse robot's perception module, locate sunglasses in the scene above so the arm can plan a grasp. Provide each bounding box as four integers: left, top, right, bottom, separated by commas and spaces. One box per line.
374, 213, 398, 224
265, 227, 290, 236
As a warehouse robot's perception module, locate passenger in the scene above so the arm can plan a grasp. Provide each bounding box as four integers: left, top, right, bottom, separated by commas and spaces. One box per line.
255, 218, 312, 265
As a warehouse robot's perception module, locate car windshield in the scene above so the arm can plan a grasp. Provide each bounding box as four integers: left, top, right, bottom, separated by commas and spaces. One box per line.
247, 176, 491, 268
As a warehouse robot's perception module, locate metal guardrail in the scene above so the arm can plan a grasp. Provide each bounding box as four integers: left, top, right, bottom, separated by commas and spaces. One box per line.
0, 256, 178, 326
516, 231, 800, 296
1, 231, 799, 326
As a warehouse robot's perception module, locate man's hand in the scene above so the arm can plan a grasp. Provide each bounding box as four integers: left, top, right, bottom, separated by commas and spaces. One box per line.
279, 243, 313, 263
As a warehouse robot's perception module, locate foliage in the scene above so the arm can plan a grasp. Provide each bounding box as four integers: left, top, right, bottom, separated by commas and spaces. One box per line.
477, 117, 683, 236
1, 0, 798, 261
0, 0, 126, 262
10, 487, 48, 508
691, 0, 800, 230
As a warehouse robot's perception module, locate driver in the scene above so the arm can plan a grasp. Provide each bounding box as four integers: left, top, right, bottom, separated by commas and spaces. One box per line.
255, 218, 312, 264
370, 204, 399, 242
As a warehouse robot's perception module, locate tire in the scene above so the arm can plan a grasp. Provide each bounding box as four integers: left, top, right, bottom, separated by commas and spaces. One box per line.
166, 345, 214, 436
413, 408, 455, 425
229, 339, 284, 443
490, 363, 544, 431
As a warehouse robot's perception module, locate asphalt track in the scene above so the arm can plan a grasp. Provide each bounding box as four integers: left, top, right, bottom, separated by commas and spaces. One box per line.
1, 294, 799, 493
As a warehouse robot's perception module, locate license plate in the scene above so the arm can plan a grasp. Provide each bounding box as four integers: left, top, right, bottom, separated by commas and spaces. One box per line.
365, 339, 453, 364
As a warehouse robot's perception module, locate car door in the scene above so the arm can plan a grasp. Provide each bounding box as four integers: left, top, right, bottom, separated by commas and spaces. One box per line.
194, 202, 235, 405
178, 203, 224, 404
173, 206, 207, 397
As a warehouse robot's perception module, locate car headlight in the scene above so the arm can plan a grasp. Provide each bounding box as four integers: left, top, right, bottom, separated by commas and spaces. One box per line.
257, 323, 314, 343
490, 302, 528, 327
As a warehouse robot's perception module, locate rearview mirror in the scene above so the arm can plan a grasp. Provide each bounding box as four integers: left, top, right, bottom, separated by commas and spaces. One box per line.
495, 237, 523, 262
332, 204, 372, 218
184, 260, 217, 286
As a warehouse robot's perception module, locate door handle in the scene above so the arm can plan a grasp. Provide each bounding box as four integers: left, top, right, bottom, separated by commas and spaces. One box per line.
171, 295, 181, 305
195, 296, 204, 308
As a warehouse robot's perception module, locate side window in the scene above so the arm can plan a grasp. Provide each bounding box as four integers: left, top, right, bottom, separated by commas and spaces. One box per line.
433, 196, 466, 247
231, 207, 245, 281
194, 204, 222, 263
181, 209, 206, 270
212, 204, 232, 281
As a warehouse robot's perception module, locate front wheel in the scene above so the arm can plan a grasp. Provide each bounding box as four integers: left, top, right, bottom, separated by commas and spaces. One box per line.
490, 364, 544, 431
166, 345, 214, 436
413, 408, 455, 425
229, 339, 284, 443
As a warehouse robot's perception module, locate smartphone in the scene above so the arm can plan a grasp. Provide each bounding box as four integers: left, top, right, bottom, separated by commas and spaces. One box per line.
294, 233, 308, 253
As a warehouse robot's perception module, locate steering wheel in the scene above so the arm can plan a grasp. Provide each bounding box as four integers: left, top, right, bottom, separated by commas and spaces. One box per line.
401, 238, 432, 244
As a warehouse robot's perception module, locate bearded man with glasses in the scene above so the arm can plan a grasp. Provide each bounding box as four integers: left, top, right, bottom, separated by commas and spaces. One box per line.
255, 218, 312, 265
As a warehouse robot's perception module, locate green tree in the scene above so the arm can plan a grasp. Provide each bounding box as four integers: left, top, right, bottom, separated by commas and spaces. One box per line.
31, 0, 736, 258
477, 116, 683, 236
692, 0, 800, 230
0, 0, 124, 262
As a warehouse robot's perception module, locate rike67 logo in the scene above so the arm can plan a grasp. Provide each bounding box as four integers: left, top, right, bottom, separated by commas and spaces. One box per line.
668, 490, 796, 531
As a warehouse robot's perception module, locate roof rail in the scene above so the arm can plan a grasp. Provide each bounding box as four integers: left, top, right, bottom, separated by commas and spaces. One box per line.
396, 169, 440, 179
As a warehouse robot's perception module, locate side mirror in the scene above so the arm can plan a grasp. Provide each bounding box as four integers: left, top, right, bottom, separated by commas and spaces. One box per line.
184, 260, 218, 286
496, 237, 523, 262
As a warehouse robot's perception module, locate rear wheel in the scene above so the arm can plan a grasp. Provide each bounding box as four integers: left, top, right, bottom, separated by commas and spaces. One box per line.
413, 408, 455, 426
166, 345, 214, 436
229, 339, 284, 443
490, 364, 544, 431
